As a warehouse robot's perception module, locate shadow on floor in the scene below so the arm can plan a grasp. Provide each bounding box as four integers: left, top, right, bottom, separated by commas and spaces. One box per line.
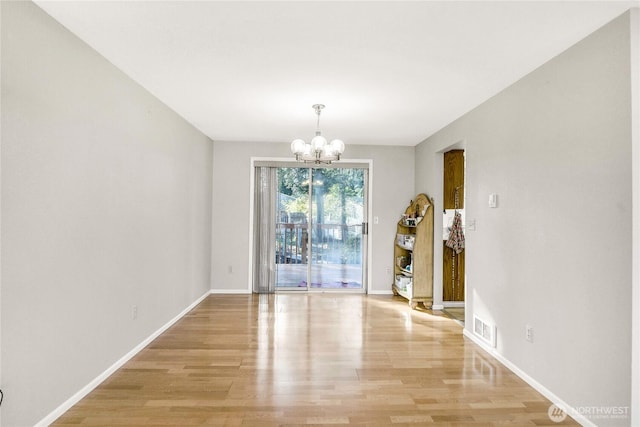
442, 307, 465, 325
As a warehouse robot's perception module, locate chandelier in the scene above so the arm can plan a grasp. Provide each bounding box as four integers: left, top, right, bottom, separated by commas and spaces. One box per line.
290, 104, 345, 164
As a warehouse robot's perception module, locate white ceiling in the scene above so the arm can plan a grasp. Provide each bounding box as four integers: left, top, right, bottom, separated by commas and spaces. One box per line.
34, 1, 638, 146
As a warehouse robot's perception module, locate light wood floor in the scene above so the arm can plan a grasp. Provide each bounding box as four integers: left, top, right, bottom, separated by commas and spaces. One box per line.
53, 294, 577, 426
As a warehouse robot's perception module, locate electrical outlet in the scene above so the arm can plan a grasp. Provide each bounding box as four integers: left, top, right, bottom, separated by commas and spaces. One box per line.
132, 305, 138, 320
525, 324, 533, 342
489, 193, 498, 208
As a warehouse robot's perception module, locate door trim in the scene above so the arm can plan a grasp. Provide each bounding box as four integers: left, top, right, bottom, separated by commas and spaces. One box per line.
432, 140, 466, 308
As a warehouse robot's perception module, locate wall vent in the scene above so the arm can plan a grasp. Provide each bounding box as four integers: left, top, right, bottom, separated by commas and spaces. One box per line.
473, 315, 497, 348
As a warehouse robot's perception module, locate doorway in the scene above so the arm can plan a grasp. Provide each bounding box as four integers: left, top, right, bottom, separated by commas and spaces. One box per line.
442, 150, 465, 320
253, 164, 368, 293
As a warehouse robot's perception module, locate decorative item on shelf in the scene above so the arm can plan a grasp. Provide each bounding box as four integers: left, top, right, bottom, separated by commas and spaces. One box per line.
290, 104, 345, 164
396, 255, 410, 269
395, 275, 412, 290
396, 234, 415, 250
401, 213, 423, 227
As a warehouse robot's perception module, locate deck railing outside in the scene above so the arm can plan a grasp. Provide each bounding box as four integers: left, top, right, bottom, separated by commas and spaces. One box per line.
275, 223, 362, 266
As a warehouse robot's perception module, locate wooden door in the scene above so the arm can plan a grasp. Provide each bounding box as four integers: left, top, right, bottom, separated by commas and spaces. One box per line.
443, 150, 465, 301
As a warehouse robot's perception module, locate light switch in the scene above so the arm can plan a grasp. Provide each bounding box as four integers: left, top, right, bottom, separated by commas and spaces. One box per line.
489, 193, 498, 208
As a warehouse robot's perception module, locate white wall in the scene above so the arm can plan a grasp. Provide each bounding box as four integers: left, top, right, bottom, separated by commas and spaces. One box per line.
0, 2, 213, 425
211, 141, 415, 294
416, 12, 632, 426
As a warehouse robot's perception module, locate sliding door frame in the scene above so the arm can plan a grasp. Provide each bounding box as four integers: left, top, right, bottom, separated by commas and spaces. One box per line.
248, 157, 373, 294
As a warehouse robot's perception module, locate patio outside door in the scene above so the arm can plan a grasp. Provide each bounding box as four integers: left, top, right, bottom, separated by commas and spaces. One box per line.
275, 166, 367, 291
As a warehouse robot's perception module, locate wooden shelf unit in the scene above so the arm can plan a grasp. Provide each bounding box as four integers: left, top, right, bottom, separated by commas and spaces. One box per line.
392, 193, 434, 309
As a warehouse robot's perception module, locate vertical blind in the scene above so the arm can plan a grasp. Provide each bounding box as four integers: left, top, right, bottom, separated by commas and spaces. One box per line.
252, 166, 277, 293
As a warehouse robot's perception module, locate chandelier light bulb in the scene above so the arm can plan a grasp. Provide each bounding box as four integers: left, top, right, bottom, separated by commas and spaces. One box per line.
323, 144, 335, 157
330, 139, 345, 155
311, 134, 327, 152
291, 139, 306, 155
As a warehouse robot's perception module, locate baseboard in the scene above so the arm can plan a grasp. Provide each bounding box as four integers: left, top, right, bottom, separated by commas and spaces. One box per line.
443, 301, 465, 308
36, 290, 212, 427
432, 304, 445, 310
208, 289, 397, 296
462, 329, 596, 427
210, 288, 252, 294
367, 289, 394, 295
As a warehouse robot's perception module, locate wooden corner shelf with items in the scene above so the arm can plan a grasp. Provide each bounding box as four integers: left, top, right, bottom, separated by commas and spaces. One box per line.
392, 193, 434, 309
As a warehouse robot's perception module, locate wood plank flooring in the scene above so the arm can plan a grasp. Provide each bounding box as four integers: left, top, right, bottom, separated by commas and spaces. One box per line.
53, 294, 577, 426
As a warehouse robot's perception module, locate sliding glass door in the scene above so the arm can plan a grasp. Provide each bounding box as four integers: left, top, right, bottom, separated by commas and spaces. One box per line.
262, 165, 367, 292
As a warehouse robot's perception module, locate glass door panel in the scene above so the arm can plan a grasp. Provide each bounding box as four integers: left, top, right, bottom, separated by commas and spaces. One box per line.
310, 168, 365, 290
275, 168, 310, 290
